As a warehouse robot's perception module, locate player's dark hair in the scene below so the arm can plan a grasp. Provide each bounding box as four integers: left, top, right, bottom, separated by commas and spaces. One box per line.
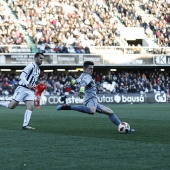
83, 61, 94, 69
34, 52, 44, 58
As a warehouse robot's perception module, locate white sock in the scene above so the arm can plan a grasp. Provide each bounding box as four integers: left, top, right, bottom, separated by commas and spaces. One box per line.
23, 110, 32, 127
0, 101, 10, 108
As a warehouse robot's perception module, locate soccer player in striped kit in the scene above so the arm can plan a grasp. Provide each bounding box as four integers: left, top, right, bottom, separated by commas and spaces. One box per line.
0, 52, 44, 130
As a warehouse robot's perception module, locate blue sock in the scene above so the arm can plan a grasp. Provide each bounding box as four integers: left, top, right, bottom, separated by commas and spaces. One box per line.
109, 113, 121, 126
71, 105, 92, 114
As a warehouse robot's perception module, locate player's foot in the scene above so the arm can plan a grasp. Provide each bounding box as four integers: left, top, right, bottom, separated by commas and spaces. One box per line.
57, 105, 62, 110
36, 106, 40, 109
130, 129, 135, 132
57, 104, 71, 111
22, 125, 35, 130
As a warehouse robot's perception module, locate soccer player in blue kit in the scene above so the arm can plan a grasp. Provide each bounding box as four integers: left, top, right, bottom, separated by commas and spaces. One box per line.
57, 61, 135, 132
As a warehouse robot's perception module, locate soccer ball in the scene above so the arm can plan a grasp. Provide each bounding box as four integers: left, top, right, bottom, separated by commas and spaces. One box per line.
118, 122, 130, 134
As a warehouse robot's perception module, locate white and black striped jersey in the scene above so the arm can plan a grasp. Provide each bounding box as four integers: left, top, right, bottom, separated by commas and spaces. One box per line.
19, 62, 40, 87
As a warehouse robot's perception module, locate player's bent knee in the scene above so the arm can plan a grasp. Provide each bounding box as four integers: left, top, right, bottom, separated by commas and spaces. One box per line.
89, 106, 96, 114
28, 105, 34, 111
8, 105, 16, 109
104, 107, 113, 115
8, 103, 17, 109
8, 101, 19, 109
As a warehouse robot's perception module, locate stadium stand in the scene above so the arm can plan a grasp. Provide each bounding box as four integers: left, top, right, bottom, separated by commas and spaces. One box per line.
0, 0, 169, 54
0, 1, 37, 53
0, 69, 169, 96
0, 0, 169, 97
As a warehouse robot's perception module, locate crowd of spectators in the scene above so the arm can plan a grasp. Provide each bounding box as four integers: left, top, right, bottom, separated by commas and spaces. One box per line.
5, 0, 122, 53
0, 0, 169, 54
0, 69, 169, 97
140, 0, 170, 47
112, 0, 170, 47
0, 2, 27, 53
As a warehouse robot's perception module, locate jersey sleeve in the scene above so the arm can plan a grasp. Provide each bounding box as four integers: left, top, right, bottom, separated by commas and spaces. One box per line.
79, 74, 91, 87
22, 63, 33, 75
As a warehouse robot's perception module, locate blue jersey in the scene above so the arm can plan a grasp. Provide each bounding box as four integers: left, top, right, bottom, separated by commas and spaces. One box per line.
76, 73, 97, 102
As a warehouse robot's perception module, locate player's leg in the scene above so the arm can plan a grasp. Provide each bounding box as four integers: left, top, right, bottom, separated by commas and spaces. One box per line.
22, 89, 35, 130
22, 100, 35, 130
0, 99, 18, 108
57, 98, 97, 115
0, 86, 21, 108
97, 104, 135, 132
36, 94, 41, 109
97, 104, 121, 126
57, 104, 94, 114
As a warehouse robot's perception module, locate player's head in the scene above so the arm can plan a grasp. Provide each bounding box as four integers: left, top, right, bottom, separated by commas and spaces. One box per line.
34, 52, 44, 66
83, 61, 94, 75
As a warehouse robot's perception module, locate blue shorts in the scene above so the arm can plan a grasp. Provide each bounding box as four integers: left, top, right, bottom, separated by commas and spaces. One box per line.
84, 97, 104, 112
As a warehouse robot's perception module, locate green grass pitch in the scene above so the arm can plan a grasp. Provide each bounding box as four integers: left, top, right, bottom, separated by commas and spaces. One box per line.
0, 104, 170, 170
